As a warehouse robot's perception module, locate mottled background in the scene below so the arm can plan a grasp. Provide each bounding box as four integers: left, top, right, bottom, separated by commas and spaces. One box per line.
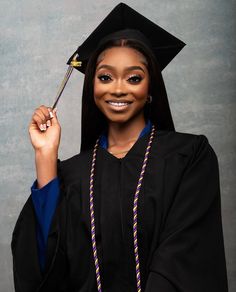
0, 0, 235, 291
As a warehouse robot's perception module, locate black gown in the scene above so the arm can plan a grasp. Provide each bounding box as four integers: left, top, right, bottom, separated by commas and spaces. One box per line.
11, 130, 228, 292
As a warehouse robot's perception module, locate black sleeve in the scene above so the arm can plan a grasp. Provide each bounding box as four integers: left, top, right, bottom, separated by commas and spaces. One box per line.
11, 197, 43, 292
145, 135, 228, 291
11, 160, 70, 292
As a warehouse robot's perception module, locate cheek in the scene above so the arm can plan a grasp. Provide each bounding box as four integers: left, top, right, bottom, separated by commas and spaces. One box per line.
93, 80, 106, 100
93, 81, 105, 111
132, 83, 149, 100
93, 79, 99, 98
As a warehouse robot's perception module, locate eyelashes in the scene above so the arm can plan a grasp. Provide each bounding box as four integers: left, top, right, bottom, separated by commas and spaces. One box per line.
97, 74, 112, 82
128, 75, 143, 83
97, 74, 143, 83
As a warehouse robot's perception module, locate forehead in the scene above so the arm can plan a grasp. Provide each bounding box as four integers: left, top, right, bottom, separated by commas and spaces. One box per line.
96, 47, 147, 66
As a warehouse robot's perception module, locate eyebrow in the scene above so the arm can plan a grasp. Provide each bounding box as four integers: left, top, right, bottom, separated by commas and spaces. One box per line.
96, 64, 146, 73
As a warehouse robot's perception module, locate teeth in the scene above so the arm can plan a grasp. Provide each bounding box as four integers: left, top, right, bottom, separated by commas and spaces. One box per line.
108, 101, 129, 107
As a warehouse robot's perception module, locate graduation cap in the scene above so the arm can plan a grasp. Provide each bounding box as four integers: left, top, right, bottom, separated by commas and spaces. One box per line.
52, 2, 185, 110
68, 2, 185, 72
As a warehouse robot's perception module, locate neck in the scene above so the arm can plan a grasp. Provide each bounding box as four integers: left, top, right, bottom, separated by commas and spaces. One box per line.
107, 115, 146, 147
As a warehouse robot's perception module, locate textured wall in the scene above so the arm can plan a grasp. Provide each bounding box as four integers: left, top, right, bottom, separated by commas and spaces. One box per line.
0, 0, 235, 291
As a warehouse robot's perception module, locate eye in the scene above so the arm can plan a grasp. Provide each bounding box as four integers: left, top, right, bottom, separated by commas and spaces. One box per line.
127, 75, 143, 83
97, 74, 112, 82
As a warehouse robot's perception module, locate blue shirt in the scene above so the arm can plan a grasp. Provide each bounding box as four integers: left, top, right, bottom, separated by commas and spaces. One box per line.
31, 120, 152, 270
31, 178, 60, 270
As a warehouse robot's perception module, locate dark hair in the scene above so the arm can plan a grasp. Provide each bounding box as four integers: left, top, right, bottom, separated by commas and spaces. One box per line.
80, 35, 174, 151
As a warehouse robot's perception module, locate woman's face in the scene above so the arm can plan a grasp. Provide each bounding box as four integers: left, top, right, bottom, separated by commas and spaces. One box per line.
93, 46, 149, 124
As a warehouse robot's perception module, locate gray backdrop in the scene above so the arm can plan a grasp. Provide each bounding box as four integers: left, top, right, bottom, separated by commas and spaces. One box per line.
1, 0, 235, 291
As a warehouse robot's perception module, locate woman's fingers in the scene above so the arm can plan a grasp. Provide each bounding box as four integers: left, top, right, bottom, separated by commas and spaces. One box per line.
29, 105, 61, 152
31, 105, 55, 131
46, 119, 51, 127
48, 108, 59, 126
31, 113, 45, 131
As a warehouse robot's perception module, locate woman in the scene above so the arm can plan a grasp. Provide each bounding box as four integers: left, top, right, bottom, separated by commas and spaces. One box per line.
11, 3, 228, 292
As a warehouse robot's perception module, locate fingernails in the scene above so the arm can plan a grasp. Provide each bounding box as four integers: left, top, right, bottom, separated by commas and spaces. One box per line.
53, 107, 57, 113
47, 107, 54, 118
40, 124, 47, 131
46, 120, 51, 127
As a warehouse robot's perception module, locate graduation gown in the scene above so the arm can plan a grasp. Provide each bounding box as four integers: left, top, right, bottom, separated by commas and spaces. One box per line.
11, 130, 228, 292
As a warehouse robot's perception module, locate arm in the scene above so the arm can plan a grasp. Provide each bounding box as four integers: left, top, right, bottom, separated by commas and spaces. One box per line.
145, 136, 228, 292
28, 105, 60, 188
11, 106, 67, 292
28, 106, 61, 272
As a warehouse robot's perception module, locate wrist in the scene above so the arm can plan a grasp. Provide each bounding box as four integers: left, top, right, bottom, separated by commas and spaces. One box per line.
35, 147, 58, 159
35, 149, 58, 189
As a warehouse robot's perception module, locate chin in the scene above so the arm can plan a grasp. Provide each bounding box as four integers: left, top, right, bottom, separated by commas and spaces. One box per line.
107, 115, 130, 124
105, 111, 145, 126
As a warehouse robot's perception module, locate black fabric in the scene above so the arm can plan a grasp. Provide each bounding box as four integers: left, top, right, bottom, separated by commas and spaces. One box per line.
11, 131, 228, 291
67, 3, 185, 73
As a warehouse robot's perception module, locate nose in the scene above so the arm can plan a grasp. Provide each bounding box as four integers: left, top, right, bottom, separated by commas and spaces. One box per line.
111, 79, 128, 97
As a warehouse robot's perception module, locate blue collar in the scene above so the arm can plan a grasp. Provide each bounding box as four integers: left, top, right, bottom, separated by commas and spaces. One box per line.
99, 120, 152, 149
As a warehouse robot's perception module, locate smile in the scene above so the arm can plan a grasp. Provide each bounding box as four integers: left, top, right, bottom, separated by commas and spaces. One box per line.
106, 101, 132, 107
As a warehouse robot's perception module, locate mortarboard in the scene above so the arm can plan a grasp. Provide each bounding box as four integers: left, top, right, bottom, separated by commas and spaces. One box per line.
68, 2, 185, 73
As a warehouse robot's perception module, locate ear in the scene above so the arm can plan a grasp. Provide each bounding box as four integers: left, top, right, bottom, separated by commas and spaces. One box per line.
147, 95, 152, 103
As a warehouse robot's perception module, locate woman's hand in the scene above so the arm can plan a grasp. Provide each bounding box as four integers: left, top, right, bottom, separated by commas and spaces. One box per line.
29, 105, 61, 153
29, 105, 61, 188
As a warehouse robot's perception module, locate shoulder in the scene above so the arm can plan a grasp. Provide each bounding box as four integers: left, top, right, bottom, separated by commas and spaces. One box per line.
57, 149, 93, 185
157, 130, 208, 148
153, 130, 217, 162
